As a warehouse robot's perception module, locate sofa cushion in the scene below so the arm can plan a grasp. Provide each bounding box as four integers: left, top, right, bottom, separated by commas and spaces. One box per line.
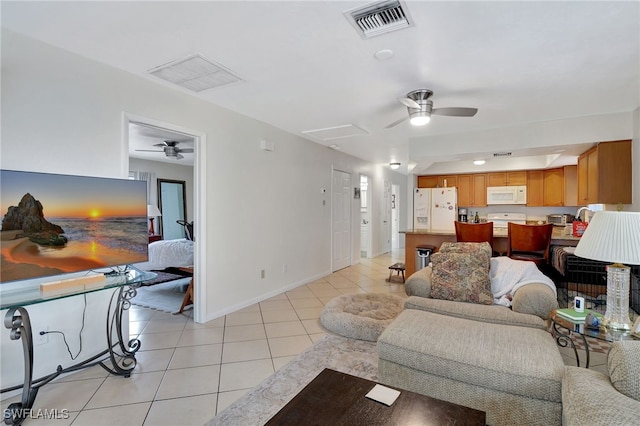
404, 296, 547, 330
378, 309, 564, 402
608, 341, 640, 401
430, 242, 492, 305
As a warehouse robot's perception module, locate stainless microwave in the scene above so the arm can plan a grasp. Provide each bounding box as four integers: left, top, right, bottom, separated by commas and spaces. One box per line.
486, 186, 527, 205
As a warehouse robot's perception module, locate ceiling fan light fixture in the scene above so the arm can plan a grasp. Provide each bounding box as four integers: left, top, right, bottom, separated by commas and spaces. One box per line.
390, 162, 401, 170
409, 112, 431, 126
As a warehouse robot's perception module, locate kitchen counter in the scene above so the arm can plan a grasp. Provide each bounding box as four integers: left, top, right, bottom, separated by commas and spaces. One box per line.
402, 226, 580, 276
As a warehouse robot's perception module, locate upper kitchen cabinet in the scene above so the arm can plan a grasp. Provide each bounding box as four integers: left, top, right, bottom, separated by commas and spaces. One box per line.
543, 168, 564, 206
417, 175, 458, 188
457, 174, 487, 207
487, 171, 527, 186
527, 171, 544, 206
563, 165, 578, 207
577, 140, 632, 205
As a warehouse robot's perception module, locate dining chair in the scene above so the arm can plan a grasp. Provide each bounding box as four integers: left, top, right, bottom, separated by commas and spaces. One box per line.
454, 221, 495, 254
507, 222, 554, 266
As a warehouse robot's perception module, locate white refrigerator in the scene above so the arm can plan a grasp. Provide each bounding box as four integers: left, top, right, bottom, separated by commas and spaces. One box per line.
414, 188, 457, 233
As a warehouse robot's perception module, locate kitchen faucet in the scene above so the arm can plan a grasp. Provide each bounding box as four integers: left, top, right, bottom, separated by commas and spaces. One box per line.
575, 207, 590, 222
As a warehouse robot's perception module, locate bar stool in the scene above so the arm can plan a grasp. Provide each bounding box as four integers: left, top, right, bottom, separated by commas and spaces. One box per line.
507, 222, 554, 267
455, 221, 495, 255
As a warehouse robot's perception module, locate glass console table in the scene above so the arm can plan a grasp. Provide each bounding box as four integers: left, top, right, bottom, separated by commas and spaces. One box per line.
0, 268, 156, 425
550, 309, 638, 368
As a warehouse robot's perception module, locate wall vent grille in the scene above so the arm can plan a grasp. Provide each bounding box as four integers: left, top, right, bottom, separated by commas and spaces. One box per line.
493, 152, 513, 157
344, 0, 413, 39
148, 53, 242, 92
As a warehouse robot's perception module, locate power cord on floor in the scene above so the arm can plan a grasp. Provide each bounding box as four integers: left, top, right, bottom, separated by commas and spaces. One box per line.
39, 294, 87, 360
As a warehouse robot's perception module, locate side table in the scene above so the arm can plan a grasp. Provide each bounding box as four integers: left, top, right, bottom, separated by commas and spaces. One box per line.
549, 309, 639, 368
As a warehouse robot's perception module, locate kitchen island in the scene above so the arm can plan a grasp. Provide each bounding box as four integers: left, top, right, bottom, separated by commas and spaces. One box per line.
402, 227, 580, 277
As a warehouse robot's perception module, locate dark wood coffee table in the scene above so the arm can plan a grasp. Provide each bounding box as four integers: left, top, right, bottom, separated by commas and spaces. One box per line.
265, 368, 485, 425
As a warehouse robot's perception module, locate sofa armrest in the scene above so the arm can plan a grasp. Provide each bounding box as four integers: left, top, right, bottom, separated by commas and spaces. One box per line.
404, 266, 432, 298
511, 283, 558, 320
404, 296, 547, 330
562, 366, 640, 426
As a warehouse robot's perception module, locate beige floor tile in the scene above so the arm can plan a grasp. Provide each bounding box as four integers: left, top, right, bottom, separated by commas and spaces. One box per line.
285, 288, 316, 300
263, 293, 289, 302
221, 339, 271, 363
233, 303, 261, 313
224, 311, 263, 326
129, 309, 156, 321
309, 288, 341, 298
268, 335, 313, 358
129, 321, 149, 335
224, 324, 267, 342
155, 365, 220, 400
178, 327, 224, 347
137, 331, 182, 350
272, 356, 296, 371
169, 343, 223, 369
309, 333, 328, 342
261, 308, 299, 323
133, 348, 174, 374
145, 394, 217, 425
3, 378, 104, 414
218, 359, 274, 392
184, 316, 225, 329
53, 364, 109, 383
216, 389, 250, 415
301, 319, 327, 335
259, 299, 294, 311
142, 317, 188, 334
289, 298, 324, 309
85, 371, 164, 409
294, 306, 324, 320
265, 321, 307, 338
72, 402, 151, 426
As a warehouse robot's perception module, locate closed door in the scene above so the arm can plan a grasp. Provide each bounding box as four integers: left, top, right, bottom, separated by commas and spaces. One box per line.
382, 180, 391, 253
332, 170, 351, 271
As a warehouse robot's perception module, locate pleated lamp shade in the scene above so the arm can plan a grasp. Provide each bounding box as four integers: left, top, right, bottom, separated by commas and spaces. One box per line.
574, 211, 640, 265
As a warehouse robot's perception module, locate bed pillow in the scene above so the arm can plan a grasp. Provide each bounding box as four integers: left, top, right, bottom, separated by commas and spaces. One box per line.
430, 243, 492, 305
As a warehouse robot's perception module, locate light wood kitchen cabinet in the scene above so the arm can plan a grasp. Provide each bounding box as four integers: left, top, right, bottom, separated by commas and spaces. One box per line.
543, 168, 564, 206
417, 175, 438, 188
438, 175, 458, 188
577, 140, 632, 204
487, 171, 527, 186
563, 165, 578, 207
457, 174, 487, 207
527, 171, 544, 206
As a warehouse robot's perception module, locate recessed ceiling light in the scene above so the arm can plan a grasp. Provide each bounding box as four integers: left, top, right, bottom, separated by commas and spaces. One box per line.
329, 144, 341, 150
473, 160, 486, 165
374, 49, 394, 60
390, 162, 401, 170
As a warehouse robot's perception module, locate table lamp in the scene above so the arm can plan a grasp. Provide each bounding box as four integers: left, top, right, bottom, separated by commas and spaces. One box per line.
147, 204, 162, 235
574, 211, 640, 330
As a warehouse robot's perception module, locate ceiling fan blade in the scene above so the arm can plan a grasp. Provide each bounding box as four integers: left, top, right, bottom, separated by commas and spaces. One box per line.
399, 97, 421, 109
175, 153, 184, 160
432, 107, 478, 117
178, 148, 194, 153
135, 149, 164, 152
385, 116, 408, 129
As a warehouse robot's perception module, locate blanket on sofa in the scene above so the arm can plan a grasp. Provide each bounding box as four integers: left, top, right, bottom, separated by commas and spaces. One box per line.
490, 257, 556, 307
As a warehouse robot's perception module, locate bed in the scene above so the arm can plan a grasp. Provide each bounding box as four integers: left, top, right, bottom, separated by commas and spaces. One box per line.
135, 238, 194, 271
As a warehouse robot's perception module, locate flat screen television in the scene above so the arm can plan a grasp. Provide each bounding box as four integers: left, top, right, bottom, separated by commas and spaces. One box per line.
0, 170, 148, 284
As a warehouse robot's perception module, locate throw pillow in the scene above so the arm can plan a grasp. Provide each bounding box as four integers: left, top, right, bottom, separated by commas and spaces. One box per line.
430, 243, 492, 305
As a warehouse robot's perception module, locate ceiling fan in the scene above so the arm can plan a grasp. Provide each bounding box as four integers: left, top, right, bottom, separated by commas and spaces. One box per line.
385, 89, 478, 128
135, 140, 194, 160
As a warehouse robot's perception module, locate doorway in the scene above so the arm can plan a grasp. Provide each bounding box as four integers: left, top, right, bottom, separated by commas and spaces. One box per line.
332, 169, 351, 271
381, 179, 392, 254
391, 184, 400, 250
360, 175, 371, 258
125, 114, 206, 323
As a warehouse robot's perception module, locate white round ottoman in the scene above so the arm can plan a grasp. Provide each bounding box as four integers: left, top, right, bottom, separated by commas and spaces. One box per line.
320, 293, 404, 341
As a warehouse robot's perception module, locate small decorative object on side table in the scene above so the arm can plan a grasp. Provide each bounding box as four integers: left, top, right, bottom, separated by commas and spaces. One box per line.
149, 234, 162, 243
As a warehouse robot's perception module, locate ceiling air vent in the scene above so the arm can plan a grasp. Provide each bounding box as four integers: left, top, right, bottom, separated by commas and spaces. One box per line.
493, 152, 513, 158
148, 53, 242, 93
344, 0, 414, 39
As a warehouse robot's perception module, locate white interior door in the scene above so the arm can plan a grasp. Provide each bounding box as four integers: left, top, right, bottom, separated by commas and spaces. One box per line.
382, 179, 391, 254
332, 170, 351, 271
391, 184, 399, 250
360, 175, 371, 258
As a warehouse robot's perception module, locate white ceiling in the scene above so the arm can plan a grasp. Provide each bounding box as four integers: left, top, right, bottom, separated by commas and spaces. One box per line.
3, 1, 639, 173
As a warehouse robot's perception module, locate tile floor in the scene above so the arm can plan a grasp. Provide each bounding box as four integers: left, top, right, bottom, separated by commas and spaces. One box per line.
2, 250, 608, 425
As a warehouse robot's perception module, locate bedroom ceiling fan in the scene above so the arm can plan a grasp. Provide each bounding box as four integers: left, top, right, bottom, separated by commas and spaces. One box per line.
385, 89, 478, 128
135, 140, 194, 160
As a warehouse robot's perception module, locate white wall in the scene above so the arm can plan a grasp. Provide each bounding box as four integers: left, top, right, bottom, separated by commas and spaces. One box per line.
0, 30, 407, 387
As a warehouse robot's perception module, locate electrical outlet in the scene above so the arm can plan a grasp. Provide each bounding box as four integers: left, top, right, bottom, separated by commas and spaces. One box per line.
261, 269, 265, 279
35, 326, 49, 346
282, 264, 288, 273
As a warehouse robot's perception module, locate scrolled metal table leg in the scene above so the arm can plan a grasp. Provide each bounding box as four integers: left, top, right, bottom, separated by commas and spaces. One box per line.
551, 321, 581, 367
99, 284, 141, 377
3, 308, 37, 426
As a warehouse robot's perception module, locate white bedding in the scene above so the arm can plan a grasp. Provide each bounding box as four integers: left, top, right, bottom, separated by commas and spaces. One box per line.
135, 238, 194, 271
490, 256, 556, 307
